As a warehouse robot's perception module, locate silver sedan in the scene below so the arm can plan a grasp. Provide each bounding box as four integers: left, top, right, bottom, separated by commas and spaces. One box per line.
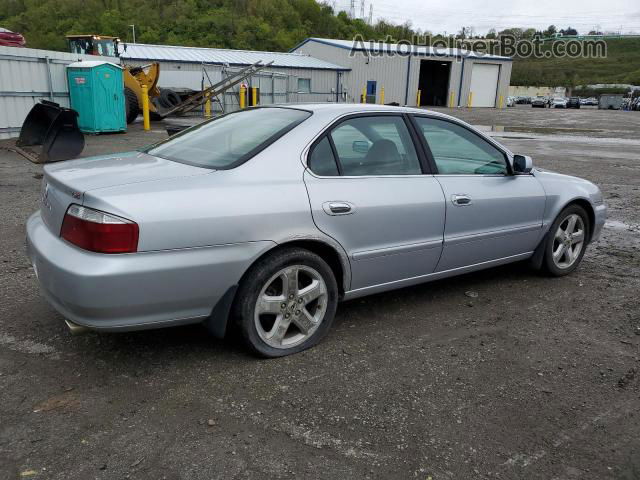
26, 104, 607, 357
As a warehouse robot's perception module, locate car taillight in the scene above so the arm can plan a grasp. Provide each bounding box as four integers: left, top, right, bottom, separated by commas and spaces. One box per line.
60, 205, 138, 253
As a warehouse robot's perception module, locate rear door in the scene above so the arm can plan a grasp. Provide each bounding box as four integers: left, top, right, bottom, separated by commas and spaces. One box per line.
411, 115, 546, 271
303, 114, 446, 291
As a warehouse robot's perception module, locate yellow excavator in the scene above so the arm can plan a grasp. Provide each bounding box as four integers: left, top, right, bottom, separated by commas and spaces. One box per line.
66, 34, 164, 123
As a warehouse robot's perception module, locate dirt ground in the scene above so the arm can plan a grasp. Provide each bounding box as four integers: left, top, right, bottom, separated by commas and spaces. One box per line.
0, 105, 639, 480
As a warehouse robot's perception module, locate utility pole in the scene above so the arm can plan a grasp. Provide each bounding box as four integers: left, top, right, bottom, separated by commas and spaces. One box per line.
360, 0, 365, 19
349, 0, 356, 18
368, 3, 373, 24
129, 24, 136, 43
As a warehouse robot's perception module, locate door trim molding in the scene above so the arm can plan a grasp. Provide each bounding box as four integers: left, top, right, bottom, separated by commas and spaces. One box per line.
343, 251, 533, 300
352, 239, 443, 261
444, 223, 542, 246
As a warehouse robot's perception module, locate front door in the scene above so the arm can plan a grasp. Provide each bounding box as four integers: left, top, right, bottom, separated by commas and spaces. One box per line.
304, 114, 445, 291
411, 115, 546, 271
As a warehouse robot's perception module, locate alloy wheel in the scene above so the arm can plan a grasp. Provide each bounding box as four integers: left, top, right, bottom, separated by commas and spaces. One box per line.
552, 213, 585, 269
254, 265, 328, 349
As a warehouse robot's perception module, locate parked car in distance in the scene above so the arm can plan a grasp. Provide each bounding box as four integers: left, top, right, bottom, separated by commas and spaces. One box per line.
567, 97, 581, 109
506, 96, 516, 107
26, 104, 607, 357
531, 96, 548, 108
0, 27, 26, 47
580, 97, 598, 106
551, 97, 568, 108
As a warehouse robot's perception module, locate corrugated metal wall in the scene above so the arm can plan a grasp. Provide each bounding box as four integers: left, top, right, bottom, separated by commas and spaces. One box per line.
0, 46, 348, 139
123, 58, 342, 112
0, 46, 113, 139
294, 41, 406, 104
293, 41, 512, 108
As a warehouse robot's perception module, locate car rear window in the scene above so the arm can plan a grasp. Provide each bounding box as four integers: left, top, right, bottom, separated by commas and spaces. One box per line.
146, 107, 311, 169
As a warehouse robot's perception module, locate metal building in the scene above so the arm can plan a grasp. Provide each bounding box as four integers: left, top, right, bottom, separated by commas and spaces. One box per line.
290, 38, 512, 108
117, 43, 350, 111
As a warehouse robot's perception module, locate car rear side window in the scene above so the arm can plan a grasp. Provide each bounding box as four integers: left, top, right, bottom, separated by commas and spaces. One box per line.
146, 108, 311, 169
308, 136, 339, 176
328, 116, 421, 176
414, 117, 508, 175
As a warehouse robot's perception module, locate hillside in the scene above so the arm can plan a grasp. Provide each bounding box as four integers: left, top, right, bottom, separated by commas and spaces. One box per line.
2, 0, 638, 87
511, 37, 640, 86
0, 0, 414, 53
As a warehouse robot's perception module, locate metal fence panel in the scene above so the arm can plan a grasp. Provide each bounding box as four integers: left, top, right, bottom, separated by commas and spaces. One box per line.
0, 46, 113, 139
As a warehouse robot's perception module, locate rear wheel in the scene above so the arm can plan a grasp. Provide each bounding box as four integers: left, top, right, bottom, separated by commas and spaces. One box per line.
124, 87, 139, 124
542, 205, 590, 276
233, 248, 338, 357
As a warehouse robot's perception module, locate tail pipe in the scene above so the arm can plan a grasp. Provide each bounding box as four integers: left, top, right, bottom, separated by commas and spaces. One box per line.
64, 319, 91, 336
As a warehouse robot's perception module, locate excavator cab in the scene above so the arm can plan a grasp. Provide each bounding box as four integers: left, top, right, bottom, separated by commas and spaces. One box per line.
67, 35, 120, 57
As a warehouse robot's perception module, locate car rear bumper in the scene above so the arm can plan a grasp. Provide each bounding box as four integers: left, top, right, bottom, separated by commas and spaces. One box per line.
26, 211, 274, 332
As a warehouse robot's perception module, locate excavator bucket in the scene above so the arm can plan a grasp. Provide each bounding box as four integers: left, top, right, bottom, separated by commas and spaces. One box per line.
16, 100, 84, 163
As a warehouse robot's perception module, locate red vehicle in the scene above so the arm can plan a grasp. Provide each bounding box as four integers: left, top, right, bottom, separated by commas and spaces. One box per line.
0, 27, 26, 47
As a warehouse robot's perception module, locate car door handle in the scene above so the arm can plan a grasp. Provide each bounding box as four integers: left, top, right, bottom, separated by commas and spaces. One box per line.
451, 194, 472, 206
323, 201, 354, 215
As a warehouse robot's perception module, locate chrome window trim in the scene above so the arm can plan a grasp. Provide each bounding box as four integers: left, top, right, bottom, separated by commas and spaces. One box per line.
303, 111, 429, 177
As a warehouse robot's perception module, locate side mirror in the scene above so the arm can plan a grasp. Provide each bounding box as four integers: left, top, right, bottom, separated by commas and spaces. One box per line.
352, 140, 370, 154
513, 154, 533, 174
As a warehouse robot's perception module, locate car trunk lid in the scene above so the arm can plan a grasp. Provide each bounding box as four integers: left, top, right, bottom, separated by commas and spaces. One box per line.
40, 151, 212, 234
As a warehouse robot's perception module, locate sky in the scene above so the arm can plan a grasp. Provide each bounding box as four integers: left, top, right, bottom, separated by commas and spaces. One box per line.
333, 0, 640, 35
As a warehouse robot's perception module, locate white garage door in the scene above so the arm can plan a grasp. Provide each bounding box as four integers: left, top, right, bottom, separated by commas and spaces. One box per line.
470, 64, 500, 107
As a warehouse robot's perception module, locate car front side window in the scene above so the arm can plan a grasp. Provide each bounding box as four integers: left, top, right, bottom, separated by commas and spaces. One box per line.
414, 117, 508, 175
328, 116, 421, 176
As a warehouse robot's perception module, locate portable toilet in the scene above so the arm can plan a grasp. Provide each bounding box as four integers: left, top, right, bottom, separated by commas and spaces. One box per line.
66, 61, 126, 133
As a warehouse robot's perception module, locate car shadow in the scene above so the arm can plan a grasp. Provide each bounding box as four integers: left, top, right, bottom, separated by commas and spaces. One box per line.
80, 261, 542, 361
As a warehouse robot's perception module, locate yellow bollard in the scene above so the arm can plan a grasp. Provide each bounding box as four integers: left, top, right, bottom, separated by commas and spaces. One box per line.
239, 85, 246, 109
361, 87, 366, 104
251, 87, 258, 106
141, 84, 150, 131
416, 90, 421, 107
204, 91, 212, 118
498, 95, 504, 109
380, 87, 385, 105
467, 91, 473, 108
449, 91, 455, 108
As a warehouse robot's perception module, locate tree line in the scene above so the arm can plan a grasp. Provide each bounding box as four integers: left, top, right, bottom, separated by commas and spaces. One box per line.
0, 0, 418, 52
1, 1, 635, 86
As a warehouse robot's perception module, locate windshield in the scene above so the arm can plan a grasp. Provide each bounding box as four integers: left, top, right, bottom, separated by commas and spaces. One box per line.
95, 39, 116, 56
147, 108, 311, 169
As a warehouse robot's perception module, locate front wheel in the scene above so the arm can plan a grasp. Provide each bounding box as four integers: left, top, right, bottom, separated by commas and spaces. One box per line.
542, 205, 590, 276
233, 248, 339, 357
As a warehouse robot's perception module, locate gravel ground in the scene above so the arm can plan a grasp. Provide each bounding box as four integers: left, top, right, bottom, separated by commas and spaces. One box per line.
0, 106, 639, 480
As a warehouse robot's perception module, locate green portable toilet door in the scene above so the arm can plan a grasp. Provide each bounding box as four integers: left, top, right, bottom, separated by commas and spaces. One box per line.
94, 65, 125, 132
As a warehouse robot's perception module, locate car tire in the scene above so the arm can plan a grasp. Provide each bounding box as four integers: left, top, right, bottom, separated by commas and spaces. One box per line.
233, 248, 339, 357
542, 204, 590, 277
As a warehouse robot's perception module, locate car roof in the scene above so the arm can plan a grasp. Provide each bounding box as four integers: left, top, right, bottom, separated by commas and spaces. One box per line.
270, 102, 458, 121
